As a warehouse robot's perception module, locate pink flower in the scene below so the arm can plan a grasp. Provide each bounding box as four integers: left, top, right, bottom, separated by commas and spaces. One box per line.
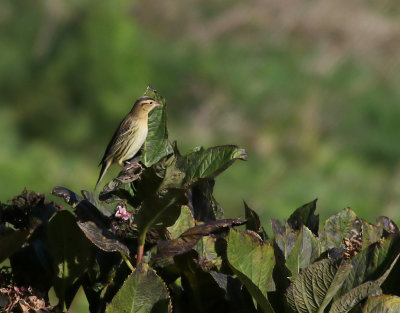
115, 204, 132, 220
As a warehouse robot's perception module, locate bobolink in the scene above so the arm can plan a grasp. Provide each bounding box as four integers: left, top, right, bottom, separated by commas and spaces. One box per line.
95, 97, 160, 189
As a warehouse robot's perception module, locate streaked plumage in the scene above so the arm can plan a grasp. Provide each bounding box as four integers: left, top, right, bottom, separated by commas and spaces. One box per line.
95, 97, 160, 189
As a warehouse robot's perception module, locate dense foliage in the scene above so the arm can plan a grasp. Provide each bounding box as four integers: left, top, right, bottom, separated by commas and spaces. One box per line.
1, 88, 400, 312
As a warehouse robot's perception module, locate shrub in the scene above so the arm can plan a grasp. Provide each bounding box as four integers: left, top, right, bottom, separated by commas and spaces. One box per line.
1, 87, 400, 313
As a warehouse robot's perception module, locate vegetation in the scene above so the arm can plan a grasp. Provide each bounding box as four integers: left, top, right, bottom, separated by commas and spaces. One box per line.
1, 88, 400, 313
2, 0, 400, 228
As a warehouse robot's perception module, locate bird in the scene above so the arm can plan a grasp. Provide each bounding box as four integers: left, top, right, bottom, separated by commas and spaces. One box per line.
95, 96, 161, 189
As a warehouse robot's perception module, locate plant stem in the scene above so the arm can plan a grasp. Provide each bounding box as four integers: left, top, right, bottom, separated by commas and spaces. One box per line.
136, 198, 175, 266
121, 252, 135, 271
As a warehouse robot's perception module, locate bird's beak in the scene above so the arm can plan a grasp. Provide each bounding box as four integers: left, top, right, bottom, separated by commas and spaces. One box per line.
153, 101, 161, 107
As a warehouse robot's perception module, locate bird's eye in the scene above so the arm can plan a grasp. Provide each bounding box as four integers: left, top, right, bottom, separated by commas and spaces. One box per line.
150, 101, 153, 104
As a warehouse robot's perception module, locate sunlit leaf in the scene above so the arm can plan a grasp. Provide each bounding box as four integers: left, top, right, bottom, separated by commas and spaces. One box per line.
106, 263, 171, 313
227, 229, 275, 313
319, 208, 360, 251
142, 86, 172, 167
167, 205, 195, 239
285, 258, 353, 313
362, 295, 400, 313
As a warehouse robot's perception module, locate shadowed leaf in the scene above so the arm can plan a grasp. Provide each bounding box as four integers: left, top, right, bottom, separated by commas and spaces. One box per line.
52, 186, 130, 256
152, 219, 245, 259
244, 201, 268, 240
0, 229, 31, 263
48, 210, 94, 309
287, 199, 319, 235
376, 216, 399, 234
187, 179, 224, 221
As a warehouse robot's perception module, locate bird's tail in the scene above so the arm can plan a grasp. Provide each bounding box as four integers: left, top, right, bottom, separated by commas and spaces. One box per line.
95, 160, 111, 190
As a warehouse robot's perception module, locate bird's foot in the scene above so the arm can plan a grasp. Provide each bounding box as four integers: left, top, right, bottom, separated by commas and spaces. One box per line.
123, 162, 144, 180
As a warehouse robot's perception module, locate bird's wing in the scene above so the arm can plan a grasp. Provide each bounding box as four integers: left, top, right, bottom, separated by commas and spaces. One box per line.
99, 116, 137, 166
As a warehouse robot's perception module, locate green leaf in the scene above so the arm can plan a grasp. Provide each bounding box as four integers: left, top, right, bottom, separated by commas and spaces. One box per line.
287, 199, 319, 235
106, 263, 171, 313
286, 226, 321, 276
142, 86, 172, 167
319, 208, 360, 251
362, 295, 400, 313
48, 210, 94, 309
195, 235, 222, 270
160, 145, 248, 190
227, 229, 275, 313
329, 253, 400, 313
167, 205, 195, 239
285, 258, 353, 313
0, 229, 31, 263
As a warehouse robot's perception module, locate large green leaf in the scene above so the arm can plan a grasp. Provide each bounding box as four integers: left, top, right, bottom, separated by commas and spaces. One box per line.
285, 258, 353, 313
286, 226, 321, 276
160, 145, 248, 190
362, 295, 400, 313
329, 253, 400, 313
227, 229, 275, 313
48, 210, 94, 309
106, 263, 171, 313
319, 208, 360, 251
142, 86, 172, 167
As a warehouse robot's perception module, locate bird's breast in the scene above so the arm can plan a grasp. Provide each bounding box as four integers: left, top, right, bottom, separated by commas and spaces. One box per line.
124, 122, 148, 160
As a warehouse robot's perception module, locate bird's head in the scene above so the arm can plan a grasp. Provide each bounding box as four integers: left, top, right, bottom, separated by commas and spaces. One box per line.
133, 97, 161, 116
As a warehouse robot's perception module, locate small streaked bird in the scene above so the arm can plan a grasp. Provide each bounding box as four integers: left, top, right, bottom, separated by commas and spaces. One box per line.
95, 97, 161, 189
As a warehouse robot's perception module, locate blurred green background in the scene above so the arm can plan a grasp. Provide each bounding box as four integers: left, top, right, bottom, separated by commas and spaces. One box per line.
2, 0, 400, 231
